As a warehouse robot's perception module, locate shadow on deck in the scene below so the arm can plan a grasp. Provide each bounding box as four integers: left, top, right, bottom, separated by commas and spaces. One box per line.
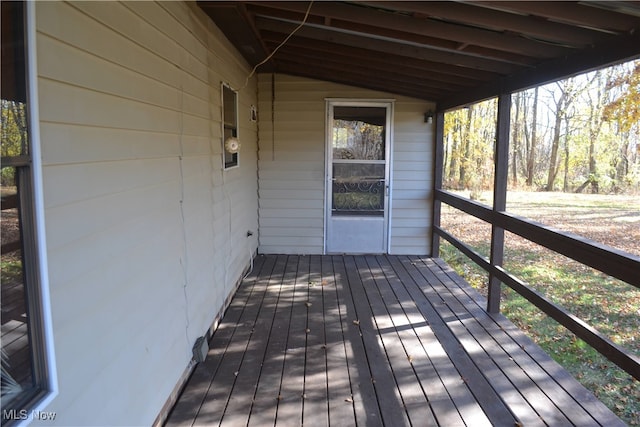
166, 255, 622, 427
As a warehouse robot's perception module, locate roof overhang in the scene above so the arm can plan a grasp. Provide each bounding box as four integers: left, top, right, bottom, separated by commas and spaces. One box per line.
199, 1, 640, 110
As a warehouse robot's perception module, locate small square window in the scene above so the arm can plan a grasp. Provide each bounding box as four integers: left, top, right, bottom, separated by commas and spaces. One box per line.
222, 84, 239, 169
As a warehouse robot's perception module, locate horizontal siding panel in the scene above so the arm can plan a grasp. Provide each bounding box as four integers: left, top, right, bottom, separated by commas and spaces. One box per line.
392, 218, 433, 228
395, 141, 434, 153
259, 198, 323, 210
36, 2, 188, 95
391, 198, 431, 210
72, 2, 208, 83
40, 79, 180, 133
125, 2, 208, 61
47, 198, 181, 292
159, 2, 209, 46
394, 150, 432, 162
259, 160, 324, 172
391, 226, 430, 237
392, 208, 433, 219
259, 151, 323, 163
259, 179, 324, 191
40, 123, 179, 165
45, 178, 181, 251
394, 161, 432, 172
260, 217, 324, 228
393, 179, 434, 191
259, 169, 325, 182
260, 227, 324, 238
393, 170, 431, 181
392, 189, 432, 200
37, 35, 186, 113
390, 245, 431, 256
260, 208, 324, 219
391, 236, 431, 247
43, 158, 179, 208
259, 189, 324, 201
260, 236, 324, 247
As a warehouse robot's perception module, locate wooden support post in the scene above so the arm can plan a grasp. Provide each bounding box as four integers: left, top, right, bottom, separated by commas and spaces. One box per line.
488, 94, 511, 314
431, 111, 445, 257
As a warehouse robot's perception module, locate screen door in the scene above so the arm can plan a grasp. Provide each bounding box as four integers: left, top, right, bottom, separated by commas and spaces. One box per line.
326, 102, 391, 253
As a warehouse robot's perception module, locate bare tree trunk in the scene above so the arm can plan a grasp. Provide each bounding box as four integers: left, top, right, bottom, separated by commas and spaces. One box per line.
511, 92, 521, 187
448, 118, 459, 183
587, 70, 606, 194
458, 107, 473, 189
546, 86, 568, 191
526, 87, 539, 187
563, 116, 570, 192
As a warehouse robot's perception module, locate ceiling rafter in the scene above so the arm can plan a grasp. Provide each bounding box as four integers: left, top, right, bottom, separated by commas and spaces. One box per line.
246, 1, 569, 58
255, 17, 520, 74
364, 1, 604, 47
260, 31, 500, 82
475, 1, 640, 33
198, 1, 640, 109
271, 48, 466, 93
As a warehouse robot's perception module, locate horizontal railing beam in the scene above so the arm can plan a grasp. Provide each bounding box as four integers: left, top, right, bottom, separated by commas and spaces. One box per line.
434, 224, 640, 380
436, 189, 640, 288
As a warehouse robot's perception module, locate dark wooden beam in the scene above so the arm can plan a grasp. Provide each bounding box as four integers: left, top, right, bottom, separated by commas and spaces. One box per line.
248, 1, 569, 58
367, 1, 604, 47
487, 94, 511, 314
261, 31, 500, 82
197, 3, 268, 66
274, 61, 441, 100
431, 111, 445, 258
436, 190, 640, 288
439, 30, 640, 110
255, 17, 518, 74
271, 48, 466, 93
479, 1, 640, 34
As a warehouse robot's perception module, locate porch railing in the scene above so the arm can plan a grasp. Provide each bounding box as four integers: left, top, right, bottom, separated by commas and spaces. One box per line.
431, 97, 640, 382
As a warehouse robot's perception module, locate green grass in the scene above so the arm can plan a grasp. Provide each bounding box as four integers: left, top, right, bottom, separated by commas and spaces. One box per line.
439, 191, 640, 425
1, 259, 22, 284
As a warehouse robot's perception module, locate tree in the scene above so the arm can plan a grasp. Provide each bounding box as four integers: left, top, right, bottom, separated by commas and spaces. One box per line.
511, 92, 523, 187
545, 79, 578, 191
603, 62, 640, 134
525, 86, 539, 187
1, 99, 28, 186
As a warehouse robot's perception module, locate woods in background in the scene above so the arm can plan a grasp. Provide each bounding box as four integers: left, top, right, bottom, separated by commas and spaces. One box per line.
443, 60, 640, 197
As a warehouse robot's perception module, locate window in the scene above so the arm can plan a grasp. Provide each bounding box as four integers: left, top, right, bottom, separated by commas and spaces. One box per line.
222, 84, 239, 169
2, 2, 52, 423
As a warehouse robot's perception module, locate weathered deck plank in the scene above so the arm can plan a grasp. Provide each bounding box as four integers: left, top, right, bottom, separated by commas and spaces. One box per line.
166, 255, 624, 427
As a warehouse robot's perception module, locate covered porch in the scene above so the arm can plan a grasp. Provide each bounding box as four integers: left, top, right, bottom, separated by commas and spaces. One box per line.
166, 254, 621, 426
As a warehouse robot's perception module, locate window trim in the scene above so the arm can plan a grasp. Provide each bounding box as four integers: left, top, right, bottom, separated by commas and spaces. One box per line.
221, 82, 239, 170
11, 3, 58, 423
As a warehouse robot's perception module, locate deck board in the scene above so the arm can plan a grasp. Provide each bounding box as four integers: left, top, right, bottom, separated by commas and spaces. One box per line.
166, 255, 624, 427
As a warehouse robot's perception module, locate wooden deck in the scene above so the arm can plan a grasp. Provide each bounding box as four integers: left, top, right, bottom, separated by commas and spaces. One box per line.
166, 255, 623, 427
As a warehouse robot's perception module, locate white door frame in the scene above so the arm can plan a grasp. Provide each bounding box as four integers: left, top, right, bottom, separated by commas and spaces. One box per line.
324, 99, 394, 254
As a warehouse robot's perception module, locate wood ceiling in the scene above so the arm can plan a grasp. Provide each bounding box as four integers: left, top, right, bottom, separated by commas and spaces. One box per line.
198, 1, 640, 109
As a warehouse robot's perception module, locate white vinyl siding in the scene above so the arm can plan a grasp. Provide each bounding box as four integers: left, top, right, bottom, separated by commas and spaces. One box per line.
257, 74, 433, 255
35, 2, 257, 425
